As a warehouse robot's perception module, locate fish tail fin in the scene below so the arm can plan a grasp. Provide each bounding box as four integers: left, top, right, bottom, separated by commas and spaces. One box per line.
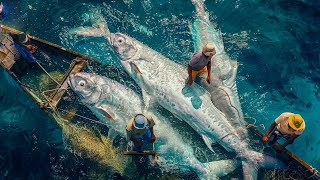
245, 150, 286, 169
240, 150, 286, 180
242, 161, 258, 180
68, 15, 110, 38
198, 159, 240, 179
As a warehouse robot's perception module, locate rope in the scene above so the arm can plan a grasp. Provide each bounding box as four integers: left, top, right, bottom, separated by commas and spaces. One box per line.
35, 61, 62, 86
217, 86, 265, 130
55, 107, 110, 127
244, 116, 266, 130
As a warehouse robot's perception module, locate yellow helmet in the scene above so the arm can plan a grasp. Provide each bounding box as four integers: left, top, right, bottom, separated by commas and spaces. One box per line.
288, 114, 305, 131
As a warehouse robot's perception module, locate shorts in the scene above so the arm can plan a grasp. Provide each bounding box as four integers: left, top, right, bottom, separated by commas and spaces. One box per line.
191, 66, 208, 81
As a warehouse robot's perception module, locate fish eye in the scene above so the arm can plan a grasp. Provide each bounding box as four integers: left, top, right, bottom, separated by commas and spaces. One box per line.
78, 80, 86, 87
117, 37, 125, 44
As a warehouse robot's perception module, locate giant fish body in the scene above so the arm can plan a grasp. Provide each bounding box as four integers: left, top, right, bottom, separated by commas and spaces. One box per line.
68, 72, 240, 179
109, 32, 249, 153
68, 16, 284, 179
108, 32, 284, 178
190, 1, 257, 178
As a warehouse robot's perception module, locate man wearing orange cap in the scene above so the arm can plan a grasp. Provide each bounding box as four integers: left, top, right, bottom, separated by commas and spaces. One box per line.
262, 112, 305, 152
187, 43, 216, 86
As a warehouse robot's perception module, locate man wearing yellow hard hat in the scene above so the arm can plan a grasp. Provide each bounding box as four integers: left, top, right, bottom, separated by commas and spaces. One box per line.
262, 112, 305, 152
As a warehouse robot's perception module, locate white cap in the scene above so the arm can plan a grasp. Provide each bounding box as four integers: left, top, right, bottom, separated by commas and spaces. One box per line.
202, 43, 216, 57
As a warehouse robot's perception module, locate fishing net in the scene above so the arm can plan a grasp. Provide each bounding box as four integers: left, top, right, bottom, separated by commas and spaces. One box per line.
52, 114, 130, 177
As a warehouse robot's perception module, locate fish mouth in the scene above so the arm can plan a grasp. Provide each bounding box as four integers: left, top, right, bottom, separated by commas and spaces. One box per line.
67, 74, 76, 90
106, 32, 112, 45
108, 33, 116, 49
108, 33, 123, 59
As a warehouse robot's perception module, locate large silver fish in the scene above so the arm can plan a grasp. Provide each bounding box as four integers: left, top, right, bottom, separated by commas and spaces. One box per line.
68, 15, 284, 178
68, 72, 142, 137
68, 72, 240, 179
190, 1, 260, 179
107, 32, 285, 177
190, 0, 246, 134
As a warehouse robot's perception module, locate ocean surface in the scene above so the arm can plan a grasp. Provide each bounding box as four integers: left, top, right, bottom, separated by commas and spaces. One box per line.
1, 0, 320, 179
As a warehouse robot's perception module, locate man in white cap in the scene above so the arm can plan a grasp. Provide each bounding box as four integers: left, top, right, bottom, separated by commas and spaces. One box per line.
126, 114, 156, 152
187, 43, 216, 86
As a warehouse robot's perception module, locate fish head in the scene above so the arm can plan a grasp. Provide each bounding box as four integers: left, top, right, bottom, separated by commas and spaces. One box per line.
68, 73, 102, 104
109, 32, 150, 83
109, 33, 139, 62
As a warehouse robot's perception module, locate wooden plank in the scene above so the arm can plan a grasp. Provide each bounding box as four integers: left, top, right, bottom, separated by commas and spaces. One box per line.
0, 24, 101, 64
248, 126, 320, 177
122, 150, 159, 156
0, 34, 19, 69
48, 57, 86, 109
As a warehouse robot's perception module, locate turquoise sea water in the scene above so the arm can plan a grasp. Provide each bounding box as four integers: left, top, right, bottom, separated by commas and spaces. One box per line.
1, 0, 320, 179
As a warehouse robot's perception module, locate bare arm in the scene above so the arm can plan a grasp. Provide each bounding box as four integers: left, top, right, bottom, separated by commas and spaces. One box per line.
207, 60, 211, 78
262, 121, 277, 141
205, 61, 212, 84
149, 127, 154, 135
26, 34, 31, 45
265, 121, 277, 136
187, 64, 193, 85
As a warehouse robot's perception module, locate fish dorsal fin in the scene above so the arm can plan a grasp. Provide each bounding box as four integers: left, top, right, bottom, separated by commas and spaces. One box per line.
201, 135, 215, 153
141, 88, 158, 112
202, 134, 234, 152
96, 104, 116, 122
224, 60, 238, 86
241, 161, 258, 180
129, 62, 156, 111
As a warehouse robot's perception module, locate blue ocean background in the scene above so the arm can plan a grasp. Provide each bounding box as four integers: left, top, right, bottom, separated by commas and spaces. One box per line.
1, 0, 320, 178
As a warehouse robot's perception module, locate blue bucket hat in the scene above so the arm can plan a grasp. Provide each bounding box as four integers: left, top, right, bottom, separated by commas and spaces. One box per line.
133, 114, 147, 129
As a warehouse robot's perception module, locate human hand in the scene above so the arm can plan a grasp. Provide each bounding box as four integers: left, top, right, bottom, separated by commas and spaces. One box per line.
151, 134, 156, 143
206, 76, 211, 84
262, 135, 268, 142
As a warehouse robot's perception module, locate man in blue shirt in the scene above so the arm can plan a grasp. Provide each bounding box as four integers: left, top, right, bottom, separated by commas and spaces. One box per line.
126, 114, 156, 152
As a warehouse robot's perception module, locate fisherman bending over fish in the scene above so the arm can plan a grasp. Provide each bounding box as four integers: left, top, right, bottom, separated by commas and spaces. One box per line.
126, 114, 156, 152
187, 43, 216, 86
263, 112, 305, 152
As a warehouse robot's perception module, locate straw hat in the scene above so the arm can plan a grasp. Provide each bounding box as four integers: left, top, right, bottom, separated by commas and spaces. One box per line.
288, 114, 305, 131
202, 43, 216, 57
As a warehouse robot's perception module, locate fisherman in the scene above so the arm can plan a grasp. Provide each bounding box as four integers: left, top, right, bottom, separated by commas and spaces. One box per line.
9, 33, 37, 63
11, 34, 38, 54
187, 43, 216, 86
262, 112, 305, 152
126, 114, 156, 152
